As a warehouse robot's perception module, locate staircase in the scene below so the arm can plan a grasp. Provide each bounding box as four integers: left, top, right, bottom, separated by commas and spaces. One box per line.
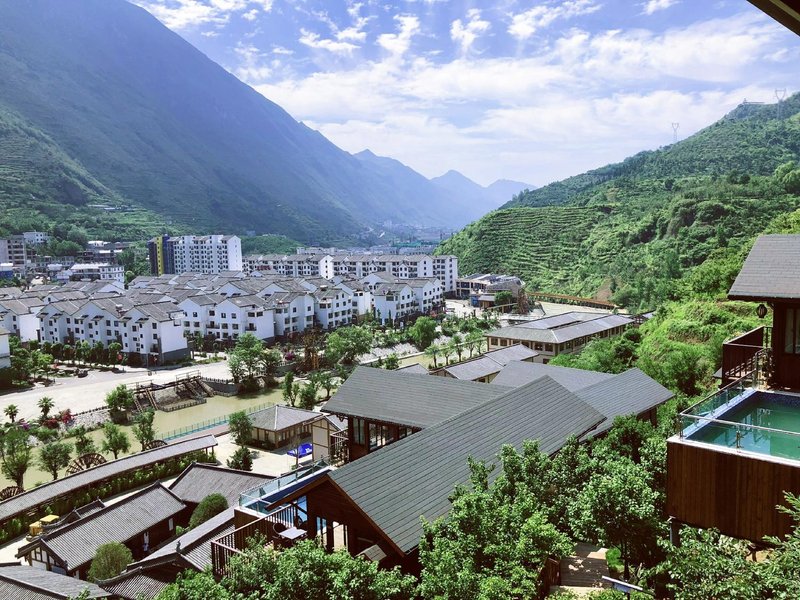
549, 543, 610, 597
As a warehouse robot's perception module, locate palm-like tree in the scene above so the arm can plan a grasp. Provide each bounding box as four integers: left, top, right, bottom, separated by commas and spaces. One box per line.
424, 343, 441, 369
4, 404, 19, 423
38, 396, 55, 421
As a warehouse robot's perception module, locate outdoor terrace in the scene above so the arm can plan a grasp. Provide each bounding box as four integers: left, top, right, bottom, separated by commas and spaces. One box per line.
668, 380, 800, 543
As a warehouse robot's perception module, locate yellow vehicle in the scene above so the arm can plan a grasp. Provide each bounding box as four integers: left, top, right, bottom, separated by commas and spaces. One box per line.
27, 514, 59, 539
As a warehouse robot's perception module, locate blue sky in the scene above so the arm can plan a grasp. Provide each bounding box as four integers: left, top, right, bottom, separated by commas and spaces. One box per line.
132, 0, 799, 186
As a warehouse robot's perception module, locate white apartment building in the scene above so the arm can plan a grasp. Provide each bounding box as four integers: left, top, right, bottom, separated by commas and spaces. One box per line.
0, 326, 11, 372
312, 287, 354, 330
0, 297, 45, 342
432, 255, 458, 295
67, 263, 125, 283
23, 231, 50, 246
207, 295, 275, 342
405, 278, 445, 314
267, 292, 315, 337
372, 283, 416, 325
172, 235, 243, 274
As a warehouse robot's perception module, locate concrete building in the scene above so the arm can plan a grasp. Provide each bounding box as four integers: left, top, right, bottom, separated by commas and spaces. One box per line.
22, 231, 51, 246
0, 236, 28, 271
67, 263, 125, 283
149, 235, 242, 275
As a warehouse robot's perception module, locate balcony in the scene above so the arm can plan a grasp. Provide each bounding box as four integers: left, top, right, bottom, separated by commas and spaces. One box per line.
721, 326, 773, 386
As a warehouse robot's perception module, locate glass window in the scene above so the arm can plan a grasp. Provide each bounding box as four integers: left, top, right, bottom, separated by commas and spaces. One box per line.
352, 418, 366, 445
785, 308, 800, 355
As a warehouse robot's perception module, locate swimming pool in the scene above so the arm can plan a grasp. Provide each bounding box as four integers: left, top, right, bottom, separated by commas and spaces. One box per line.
687, 391, 800, 460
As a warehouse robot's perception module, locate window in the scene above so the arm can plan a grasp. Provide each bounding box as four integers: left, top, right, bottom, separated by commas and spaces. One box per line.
785, 308, 800, 354
152, 323, 157, 329
353, 418, 366, 445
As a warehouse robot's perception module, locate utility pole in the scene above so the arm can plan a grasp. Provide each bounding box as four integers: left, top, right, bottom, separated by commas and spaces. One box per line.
775, 88, 787, 119
671, 122, 680, 144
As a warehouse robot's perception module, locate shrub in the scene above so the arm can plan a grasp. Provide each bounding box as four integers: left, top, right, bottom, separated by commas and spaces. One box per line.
87, 542, 133, 582
189, 493, 229, 529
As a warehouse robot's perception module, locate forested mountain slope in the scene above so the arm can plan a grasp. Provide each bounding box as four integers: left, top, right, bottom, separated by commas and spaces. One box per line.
0, 0, 479, 243
438, 97, 800, 310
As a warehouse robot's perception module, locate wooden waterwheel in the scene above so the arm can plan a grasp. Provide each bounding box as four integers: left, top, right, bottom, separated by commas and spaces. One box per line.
143, 439, 167, 451
65, 453, 107, 475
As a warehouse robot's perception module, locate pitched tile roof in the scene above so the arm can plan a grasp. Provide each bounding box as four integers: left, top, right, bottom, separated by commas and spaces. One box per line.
728, 234, 800, 300
575, 368, 673, 434
323, 366, 512, 429
330, 375, 605, 554
18, 484, 185, 572
168, 463, 273, 506
0, 564, 110, 599
249, 405, 322, 432
97, 566, 175, 600
491, 360, 615, 391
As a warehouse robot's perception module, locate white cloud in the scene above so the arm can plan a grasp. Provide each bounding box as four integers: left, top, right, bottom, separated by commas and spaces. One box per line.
508, 0, 602, 42
201, 30, 220, 37
234, 42, 272, 82
299, 29, 360, 54
251, 11, 791, 184
242, 8, 258, 21
450, 9, 491, 56
641, 0, 679, 15
377, 15, 421, 58
134, 0, 271, 30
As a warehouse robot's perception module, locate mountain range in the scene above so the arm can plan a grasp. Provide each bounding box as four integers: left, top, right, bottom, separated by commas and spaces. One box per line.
438, 95, 800, 310
0, 0, 530, 244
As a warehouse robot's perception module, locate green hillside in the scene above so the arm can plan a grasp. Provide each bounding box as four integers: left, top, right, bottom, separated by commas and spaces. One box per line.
0, 105, 175, 241
438, 97, 800, 310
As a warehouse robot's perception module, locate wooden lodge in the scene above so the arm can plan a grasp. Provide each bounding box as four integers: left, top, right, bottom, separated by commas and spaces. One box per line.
667, 234, 800, 544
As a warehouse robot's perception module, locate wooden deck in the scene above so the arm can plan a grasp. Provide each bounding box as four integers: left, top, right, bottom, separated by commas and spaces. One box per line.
550, 543, 610, 597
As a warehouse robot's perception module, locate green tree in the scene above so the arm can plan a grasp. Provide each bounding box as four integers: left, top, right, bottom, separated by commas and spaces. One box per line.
224, 540, 415, 600
464, 331, 485, 358
189, 493, 229, 529
228, 333, 264, 388
4, 404, 18, 423
281, 372, 300, 407
408, 316, 438, 350
0, 425, 32, 489
228, 411, 252, 447
107, 342, 123, 368
325, 326, 373, 365
104, 384, 135, 423
261, 348, 282, 386
73, 425, 97, 456
494, 290, 514, 310
424, 343, 442, 369
87, 541, 133, 582
37, 396, 55, 421
310, 370, 336, 399
100, 422, 130, 459
298, 381, 319, 410
157, 571, 230, 600
131, 409, 157, 450
383, 353, 400, 370
569, 458, 660, 579
451, 332, 464, 362
37, 441, 72, 480
227, 446, 253, 471
419, 442, 572, 599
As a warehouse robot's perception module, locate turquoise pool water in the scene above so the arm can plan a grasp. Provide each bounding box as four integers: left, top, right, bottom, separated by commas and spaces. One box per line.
688, 392, 800, 460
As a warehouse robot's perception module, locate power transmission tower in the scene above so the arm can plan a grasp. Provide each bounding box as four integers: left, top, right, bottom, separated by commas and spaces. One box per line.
775, 88, 787, 119
671, 122, 680, 143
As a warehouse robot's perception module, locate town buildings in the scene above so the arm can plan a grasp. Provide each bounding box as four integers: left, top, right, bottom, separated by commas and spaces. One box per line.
148, 235, 243, 275
456, 273, 524, 300
0, 235, 28, 271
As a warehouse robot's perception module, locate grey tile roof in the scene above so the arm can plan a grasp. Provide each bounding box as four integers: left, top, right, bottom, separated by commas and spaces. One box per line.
98, 566, 175, 600
728, 234, 800, 300
249, 405, 322, 432
575, 368, 674, 435
20, 484, 186, 572
395, 363, 429, 375
441, 344, 539, 381
330, 376, 605, 553
0, 564, 110, 599
0, 436, 217, 523
491, 361, 615, 391
486, 313, 632, 344
168, 463, 273, 506
131, 506, 236, 572
323, 367, 512, 429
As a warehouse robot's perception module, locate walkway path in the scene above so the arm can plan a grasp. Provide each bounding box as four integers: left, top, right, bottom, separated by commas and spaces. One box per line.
550, 543, 610, 597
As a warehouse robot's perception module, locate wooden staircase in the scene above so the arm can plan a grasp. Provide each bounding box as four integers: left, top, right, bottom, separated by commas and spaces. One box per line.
549, 543, 610, 597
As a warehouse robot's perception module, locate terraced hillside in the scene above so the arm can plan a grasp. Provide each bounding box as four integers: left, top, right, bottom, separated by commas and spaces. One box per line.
0, 105, 174, 240
440, 98, 800, 310
439, 206, 612, 292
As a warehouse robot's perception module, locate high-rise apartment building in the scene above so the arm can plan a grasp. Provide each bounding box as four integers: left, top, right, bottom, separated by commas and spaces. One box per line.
148, 235, 242, 275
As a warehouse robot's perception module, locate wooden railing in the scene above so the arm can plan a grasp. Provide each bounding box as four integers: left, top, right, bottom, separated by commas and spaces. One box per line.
330, 431, 349, 465
211, 502, 309, 578
722, 326, 772, 386
536, 557, 561, 598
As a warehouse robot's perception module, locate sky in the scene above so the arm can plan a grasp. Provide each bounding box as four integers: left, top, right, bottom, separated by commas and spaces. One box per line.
132, 0, 800, 187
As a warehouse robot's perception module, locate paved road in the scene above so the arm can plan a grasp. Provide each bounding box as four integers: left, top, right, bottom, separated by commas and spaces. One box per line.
0, 360, 233, 422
